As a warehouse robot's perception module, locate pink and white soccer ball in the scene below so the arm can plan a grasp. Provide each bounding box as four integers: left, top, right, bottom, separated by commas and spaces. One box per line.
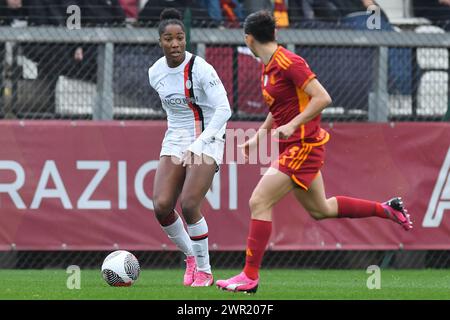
101, 250, 140, 287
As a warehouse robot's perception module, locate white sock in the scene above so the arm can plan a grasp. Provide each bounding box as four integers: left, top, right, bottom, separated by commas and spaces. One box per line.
161, 216, 193, 257
187, 217, 211, 274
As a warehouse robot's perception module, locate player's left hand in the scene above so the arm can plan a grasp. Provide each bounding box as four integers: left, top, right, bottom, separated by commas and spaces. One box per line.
273, 123, 296, 140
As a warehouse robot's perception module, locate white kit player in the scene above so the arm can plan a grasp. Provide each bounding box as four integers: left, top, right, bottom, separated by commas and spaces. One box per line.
148, 8, 231, 287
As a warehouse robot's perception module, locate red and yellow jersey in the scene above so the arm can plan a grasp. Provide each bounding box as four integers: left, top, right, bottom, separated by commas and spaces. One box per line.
261, 46, 329, 145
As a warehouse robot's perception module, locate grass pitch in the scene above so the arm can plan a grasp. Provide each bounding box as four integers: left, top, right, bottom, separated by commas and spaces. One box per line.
0, 269, 449, 300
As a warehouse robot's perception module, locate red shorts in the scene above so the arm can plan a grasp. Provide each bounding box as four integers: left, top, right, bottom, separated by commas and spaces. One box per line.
273, 140, 327, 190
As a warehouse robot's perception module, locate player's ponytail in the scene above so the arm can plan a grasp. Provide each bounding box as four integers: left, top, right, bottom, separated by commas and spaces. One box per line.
158, 8, 185, 35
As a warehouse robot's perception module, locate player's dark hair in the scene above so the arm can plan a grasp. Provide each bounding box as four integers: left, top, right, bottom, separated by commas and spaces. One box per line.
158, 8, 185, 35
244, 10, 276, 43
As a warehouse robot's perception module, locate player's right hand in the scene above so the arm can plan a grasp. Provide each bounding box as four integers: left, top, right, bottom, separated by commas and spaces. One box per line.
238, 137, 257, 163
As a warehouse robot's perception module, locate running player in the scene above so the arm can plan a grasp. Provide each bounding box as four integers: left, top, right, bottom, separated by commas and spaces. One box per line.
148, 8, 231, 287
216, 10, 412, 294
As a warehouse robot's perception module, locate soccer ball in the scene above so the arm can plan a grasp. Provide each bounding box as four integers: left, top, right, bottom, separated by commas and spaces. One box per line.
101, 250, 140, 287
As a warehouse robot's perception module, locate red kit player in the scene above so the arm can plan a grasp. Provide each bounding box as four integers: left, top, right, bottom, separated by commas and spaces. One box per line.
216, 10, 412, 294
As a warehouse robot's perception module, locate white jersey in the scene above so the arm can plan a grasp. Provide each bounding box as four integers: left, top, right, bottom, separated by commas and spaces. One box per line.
148, 51, 231, 164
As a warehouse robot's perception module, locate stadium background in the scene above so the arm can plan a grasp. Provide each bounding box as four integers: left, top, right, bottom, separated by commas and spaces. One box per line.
0, 0, 450, 278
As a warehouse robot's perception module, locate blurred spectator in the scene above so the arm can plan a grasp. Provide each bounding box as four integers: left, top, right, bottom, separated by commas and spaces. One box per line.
79, 0, 126, 26
287, 0, 412, 114
220, 0, 245, 27
413, 0, 450, 31
21, 0, 126, 115
288, 0, 389, 25
334, 0, 374, 17
23, 0, 125, 26
199, 0, 224, 26
70, 0, 126, 80
289, 0, 387, 22
0, 0, 25, 23
332, 0, 413, 97
0, 0, 26, 118
1, 0, 21, 10
119, 0, 139, 23
139, 0, 214, 27
243, 0, 272, 15
273, 0, 289, 27
287, 0, 338, 24
336, 0, 390, 28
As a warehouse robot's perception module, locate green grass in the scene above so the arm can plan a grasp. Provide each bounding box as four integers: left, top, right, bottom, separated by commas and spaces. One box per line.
0, 269, 449, 300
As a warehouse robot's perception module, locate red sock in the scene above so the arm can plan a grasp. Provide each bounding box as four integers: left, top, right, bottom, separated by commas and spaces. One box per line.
336, 196, 387, 219
243, 219, 272, 280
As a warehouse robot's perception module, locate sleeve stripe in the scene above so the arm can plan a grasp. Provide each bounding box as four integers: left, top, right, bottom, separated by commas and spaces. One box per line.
300, 74, 317, 91
278, 51, 293, 65
275, 57, 289, 70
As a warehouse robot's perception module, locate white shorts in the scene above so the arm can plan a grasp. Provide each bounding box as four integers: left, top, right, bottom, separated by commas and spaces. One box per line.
160, 137, 225, 166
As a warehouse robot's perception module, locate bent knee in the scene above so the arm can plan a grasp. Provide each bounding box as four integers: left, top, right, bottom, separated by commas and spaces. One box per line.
249, 192, 273, 217
307, 206, 336, 220
308, 210, 328, 220
249, 193, 263, 211
180, 197, 200, 215
153, 197, 175, 217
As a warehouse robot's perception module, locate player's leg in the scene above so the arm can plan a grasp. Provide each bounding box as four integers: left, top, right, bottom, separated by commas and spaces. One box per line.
153, 156, 185, 223
245, 167, 295, 275
216, 167, 294, 293
153, 156, 196, 285
179, 153, 217, 286
293, 171, 412, 230
292, 171, 337, 220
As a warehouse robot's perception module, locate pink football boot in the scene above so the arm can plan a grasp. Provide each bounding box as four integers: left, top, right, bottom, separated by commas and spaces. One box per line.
191, 271, 214, 287
381, 197, 413, 231
216, 272, 259, 294
183, 256, 196, 286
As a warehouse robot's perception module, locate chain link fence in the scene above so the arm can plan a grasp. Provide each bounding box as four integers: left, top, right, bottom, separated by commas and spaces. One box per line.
0, 25, 449, 121
0, 21, 450, 270
1, 250, 450, 270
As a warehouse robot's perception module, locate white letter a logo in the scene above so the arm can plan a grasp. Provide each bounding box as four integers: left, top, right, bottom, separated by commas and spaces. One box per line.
423, 147, 450, 227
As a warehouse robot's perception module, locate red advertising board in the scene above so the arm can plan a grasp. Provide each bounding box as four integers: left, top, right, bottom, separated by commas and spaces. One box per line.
0, 121, 449, 251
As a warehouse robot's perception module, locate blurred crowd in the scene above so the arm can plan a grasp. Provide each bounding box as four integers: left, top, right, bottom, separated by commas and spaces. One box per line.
0, 0, 449, 118
0, 0, 449, 30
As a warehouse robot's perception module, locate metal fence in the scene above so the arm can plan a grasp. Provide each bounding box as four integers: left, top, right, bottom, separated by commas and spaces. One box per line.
1, 250, 450, 270
1, 24, 450, 270
0, 25, 449, 122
